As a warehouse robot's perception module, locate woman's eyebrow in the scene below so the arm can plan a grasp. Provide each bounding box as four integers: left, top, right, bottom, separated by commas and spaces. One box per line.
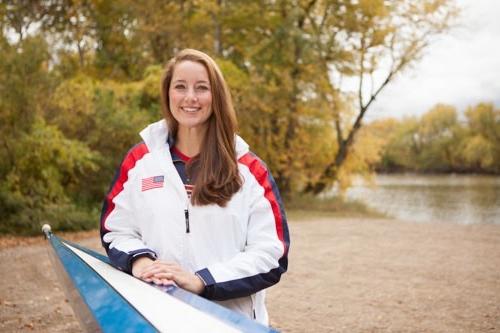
172, 79, 209, 84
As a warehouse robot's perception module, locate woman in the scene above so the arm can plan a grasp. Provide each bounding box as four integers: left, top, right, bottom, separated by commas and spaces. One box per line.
100, 49, 289, 325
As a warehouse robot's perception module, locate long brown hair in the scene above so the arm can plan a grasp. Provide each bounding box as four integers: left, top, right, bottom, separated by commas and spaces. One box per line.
160, 49, 242, 206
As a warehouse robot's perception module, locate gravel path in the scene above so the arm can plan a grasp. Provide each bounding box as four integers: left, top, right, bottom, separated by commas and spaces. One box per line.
1, 218, 499, 332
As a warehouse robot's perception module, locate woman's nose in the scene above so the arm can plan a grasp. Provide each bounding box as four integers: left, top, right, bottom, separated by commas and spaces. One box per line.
185, 87, 198, 101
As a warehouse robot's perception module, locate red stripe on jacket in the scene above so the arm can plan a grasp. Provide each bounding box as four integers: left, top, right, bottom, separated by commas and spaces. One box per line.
101, 143, 149, 232
238, 153, 287, 255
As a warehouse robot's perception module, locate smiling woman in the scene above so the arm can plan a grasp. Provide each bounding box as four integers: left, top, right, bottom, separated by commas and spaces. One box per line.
99, 49, 290, 326
168, 61, 213, 134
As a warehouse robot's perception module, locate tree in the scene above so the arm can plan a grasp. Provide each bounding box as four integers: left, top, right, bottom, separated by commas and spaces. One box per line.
416, 104, 459, 171
458, 103, 500, 172
370, 102, 500, 174
0, 36, 54, 176
0, 117, 99, 234
42, 0, 97, 68
304, 0, 458, 193
0, 0, 47, 43
0, 0, 465, 233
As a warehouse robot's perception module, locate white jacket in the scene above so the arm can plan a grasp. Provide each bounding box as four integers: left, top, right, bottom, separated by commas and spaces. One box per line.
100, 120, 289, 325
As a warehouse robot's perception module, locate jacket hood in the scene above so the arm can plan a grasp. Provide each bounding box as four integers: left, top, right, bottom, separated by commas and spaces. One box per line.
139, 119, 249, 158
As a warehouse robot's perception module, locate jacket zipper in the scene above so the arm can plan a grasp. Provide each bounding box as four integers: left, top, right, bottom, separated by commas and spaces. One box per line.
184, 208, 190, 233
251, 293, 256, 319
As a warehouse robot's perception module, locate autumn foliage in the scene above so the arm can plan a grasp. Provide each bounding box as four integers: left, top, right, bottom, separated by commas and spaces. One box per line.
370, 104, 500, 174
0, 0, 466, 234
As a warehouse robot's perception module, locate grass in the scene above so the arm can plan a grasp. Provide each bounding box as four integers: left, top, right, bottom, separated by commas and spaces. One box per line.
284, 193, 386, 221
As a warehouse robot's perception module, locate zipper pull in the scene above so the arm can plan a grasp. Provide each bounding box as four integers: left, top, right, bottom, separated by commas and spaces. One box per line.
184, 209, 190, 233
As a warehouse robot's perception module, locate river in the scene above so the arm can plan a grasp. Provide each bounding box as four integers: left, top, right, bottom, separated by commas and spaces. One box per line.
345, 174, 500, 224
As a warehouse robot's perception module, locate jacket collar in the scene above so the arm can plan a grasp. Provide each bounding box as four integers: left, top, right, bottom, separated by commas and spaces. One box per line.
139, 119, 249, 159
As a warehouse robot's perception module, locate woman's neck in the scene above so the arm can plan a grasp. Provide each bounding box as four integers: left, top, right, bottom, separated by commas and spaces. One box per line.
175, 126, 207, 157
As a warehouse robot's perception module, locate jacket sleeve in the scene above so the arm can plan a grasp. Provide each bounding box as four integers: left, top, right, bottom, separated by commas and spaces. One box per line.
196, 153, 290, 301
100, 143, 157, 273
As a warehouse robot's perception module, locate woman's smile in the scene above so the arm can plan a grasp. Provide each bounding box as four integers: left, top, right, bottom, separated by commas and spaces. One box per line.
181, 106, 201, 113
169, 60, 213, 130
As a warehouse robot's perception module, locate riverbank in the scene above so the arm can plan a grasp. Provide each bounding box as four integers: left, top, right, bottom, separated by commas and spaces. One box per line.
1, 217, 499, 332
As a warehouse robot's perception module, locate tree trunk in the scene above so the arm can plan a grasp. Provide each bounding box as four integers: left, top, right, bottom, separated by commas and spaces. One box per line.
212, 0, 223, 56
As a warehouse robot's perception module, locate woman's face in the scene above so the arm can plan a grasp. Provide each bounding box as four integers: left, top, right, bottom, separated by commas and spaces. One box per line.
169, 60, 213, 132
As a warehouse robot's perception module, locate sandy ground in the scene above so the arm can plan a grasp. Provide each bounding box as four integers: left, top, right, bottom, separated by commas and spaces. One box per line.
1, 218, 499, 332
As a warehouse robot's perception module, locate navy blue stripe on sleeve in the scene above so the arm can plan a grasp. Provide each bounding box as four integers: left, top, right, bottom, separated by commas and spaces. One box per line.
197, 258, 286, 301
108, 247, 157, 273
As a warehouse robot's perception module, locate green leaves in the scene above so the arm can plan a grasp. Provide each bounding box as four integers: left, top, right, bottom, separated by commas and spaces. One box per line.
1, 117, 99, 235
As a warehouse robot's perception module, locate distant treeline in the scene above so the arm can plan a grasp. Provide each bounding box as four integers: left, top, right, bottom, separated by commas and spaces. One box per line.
365, 103, 500, 174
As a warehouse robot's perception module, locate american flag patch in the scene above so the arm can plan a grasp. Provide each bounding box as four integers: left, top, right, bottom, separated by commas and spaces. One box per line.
141, 175, 164, 192
185, 184, 194, 198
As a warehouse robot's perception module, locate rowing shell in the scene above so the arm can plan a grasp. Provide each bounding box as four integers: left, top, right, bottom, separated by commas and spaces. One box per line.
42, 225, 278, 333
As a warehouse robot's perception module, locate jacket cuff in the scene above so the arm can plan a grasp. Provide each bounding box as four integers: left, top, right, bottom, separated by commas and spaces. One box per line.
128, 250, 157, 272
195, 268, 216, 299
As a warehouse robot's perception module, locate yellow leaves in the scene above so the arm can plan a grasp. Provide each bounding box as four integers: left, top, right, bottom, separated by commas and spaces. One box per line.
141, 65, 162, 101
358, 0, 388, 18
371, 102, 500, 173
49, 75, 98, 140
422, 0, 451, 15
217, 59, 250, 93
369, 27, 392, 47
290, 120, 337, 188
419, 104, 457, 139
458, 103, 500, 171
465, 103, 500, 140
52, 75, 95, 116
337, 119, 391, 188
459, 135, 495, 169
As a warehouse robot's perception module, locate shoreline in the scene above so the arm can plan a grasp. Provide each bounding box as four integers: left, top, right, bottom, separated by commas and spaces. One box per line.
1, 217, 499, 332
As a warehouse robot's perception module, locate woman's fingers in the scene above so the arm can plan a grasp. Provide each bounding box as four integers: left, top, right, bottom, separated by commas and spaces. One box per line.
135, 260, 196, 290
133, 259, 183, 286
140, 261, 179, 273
139, 269, 202, 293
140, 262, 183, 278
131, 257, 156, 277
144, 275, 175, 286
153, 277, 174, 286
141, 266, 179, 279
147, 272, 175, 280
161, 278, 174, 285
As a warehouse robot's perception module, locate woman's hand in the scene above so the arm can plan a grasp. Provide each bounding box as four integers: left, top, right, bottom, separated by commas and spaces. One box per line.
131, 257, 164, 281
136, 260, 205, 294
132, 257, 175, 286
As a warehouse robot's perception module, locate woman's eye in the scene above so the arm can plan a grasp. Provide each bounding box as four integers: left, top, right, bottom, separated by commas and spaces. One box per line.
197, 85, 210, 91
174, 84, 186, 90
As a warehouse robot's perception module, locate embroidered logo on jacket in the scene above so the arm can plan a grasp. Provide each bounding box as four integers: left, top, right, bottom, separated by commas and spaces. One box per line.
141, 175, 164, 192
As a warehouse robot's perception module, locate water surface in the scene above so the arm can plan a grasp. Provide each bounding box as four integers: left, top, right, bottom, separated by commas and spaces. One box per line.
345, 174, 500, 224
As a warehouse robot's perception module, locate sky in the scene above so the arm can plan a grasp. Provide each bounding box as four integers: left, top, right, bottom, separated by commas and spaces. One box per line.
363, 0, 500, 121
